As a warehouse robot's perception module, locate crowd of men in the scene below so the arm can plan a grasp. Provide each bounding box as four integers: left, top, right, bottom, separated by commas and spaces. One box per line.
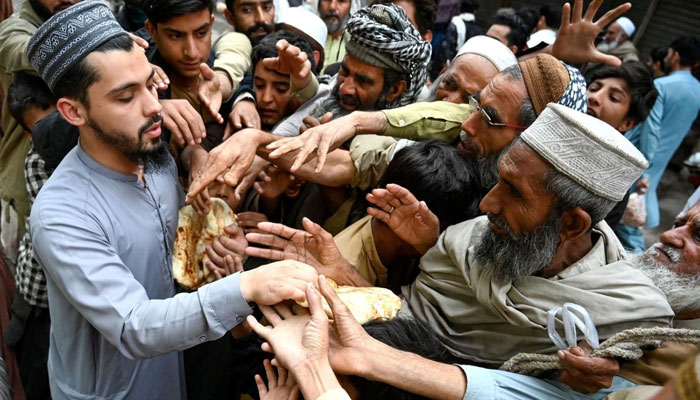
0, 0, 699, 398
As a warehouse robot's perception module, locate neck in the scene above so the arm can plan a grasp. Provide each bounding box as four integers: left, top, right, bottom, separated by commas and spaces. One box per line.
170, 72, 200, 92
672, 65, 692, 73
675, 309, 700, 320
371, 218, 415, 267
80, 128, 144, 180
330, 30, 345, 40
540, 233, 593, 278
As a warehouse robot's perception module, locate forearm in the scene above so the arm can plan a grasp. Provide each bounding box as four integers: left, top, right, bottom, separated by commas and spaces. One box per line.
181, 144, 207, 172
293, 359, 344, 400
217, 71, 233, 102
358, 340, 466, 400
259, 147, 353, 188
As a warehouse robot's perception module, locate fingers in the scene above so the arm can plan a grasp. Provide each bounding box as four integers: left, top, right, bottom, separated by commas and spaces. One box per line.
128, 32, 149, 50
301, 217, 332, 241
273, 303, 294, 319
204, 258, 226, 280
267, 137, 303, 157
386, 183, 418, 205
245, 245, 286, 261
263, 358, 278, 389
254, 374, 268, 396
191, 188, 211, 215
367, 206, 391, 225
306, 281, 327, 324
261, 57, 282, 72
258, 221, 306, 240
151, 64, 169, 90
595, 2, 631, 27
560, 2, 571, 28
246, 314, 272, 338
318, 275, 350, 320
590, 51, 624, 67
572, 0, 584, 22
583, 0, 602, 21
259, 304, 283, 326
246, 233, 289, 250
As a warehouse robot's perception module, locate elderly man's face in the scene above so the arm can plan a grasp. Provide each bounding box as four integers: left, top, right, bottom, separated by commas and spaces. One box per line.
474, 141, 561, 279
319, 0, 351, 35
603, 22, 624, 44
336, 53, 400, 112
436, 54, 498, 104
649, 205, 700, 276
459, 73, 528, 158
32, 0, 80, 19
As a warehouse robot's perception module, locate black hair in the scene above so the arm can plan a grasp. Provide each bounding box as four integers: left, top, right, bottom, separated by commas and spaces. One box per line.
251, 30, 317, 74
516, 6, 538, 34
589, 61, 659, 123
7, 72, 56, 131
670, 35, 700, 68
492, 13, 528, 53
143, 0, 213, 26
349, 319, 451, 400
538, 5, 561, 29
372, 0, 437, 36
459, 0, 479, 14
52, 34, 134, 106
378, 140, 484, 226
650, 46, 668, 69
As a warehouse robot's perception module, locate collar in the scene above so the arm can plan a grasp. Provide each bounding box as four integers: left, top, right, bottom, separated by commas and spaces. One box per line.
458, 12, 475, 22
76, 141, 140, 183
671, 70, 693, 77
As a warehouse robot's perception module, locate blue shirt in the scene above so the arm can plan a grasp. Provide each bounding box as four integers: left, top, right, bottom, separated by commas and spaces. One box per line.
30, 143, 253, 399
625, 70, 700, 227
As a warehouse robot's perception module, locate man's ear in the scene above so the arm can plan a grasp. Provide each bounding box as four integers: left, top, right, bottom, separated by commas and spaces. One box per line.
509, 44, 518, 54
56, 98, 87, 127
384, 80, 407, 103
559, 207, 592, 242
616, 117, 637, 133
313, 50, 321, 69
224, 8, 235, 27
422, 29, 433, 43
145, 19, 157, 39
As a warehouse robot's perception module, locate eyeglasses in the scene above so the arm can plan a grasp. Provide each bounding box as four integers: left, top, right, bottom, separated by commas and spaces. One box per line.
468, 96, 528, 131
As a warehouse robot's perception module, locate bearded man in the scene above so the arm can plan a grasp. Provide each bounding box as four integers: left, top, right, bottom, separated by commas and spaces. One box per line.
319, 0, 351, 70
27, 3, 318, 398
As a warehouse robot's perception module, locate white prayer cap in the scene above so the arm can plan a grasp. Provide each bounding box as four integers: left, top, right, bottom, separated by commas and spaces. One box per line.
615, 17, 635, 37
520, 103, 648, 201
277, 7, 328, 50
456, 35, 518, 72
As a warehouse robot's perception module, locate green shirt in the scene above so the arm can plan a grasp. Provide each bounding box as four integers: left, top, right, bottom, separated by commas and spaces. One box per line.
382, 101, 472, 142
0, 1, 45, 225
323, 31, 348, 74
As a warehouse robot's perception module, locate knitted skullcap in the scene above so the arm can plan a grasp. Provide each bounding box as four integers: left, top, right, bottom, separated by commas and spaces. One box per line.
520, 54, 570, 115
521, 103, 648, 201
28, 1, 127, 91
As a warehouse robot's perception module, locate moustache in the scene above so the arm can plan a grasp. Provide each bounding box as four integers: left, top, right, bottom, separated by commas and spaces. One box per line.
339, 94, 360, 107
649, 243, 682, 264
247, 23, 274, 35
486, 213, 513, 235
138, 114, 164, 137
322, 11, 340, 19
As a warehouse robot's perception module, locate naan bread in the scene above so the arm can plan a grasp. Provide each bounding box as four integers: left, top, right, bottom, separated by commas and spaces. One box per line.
296, 278, 401, 324
173, 198, 236, 290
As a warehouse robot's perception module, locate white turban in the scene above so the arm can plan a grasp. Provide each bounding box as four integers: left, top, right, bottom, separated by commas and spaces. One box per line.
456, 35, 518, 72
616, 17, 635, 37
521, 103, 648, 202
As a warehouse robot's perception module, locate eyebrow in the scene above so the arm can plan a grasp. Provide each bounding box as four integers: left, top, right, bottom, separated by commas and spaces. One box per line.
238, 0, 271, 6
483, 104, 502, 123
108, 69, 156, 96
163, 22, 210, 35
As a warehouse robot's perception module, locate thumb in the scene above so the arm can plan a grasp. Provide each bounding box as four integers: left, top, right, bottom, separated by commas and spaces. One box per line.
199, 63, 215, 80
589, 51, 623, 67
306, 281, 325, 321
320, 112, 333, 124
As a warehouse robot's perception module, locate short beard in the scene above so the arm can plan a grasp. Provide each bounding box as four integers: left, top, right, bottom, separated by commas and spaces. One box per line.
474, 210, 562, 281
88, 114, 170, 172
632, 244, 700, 313
322, 12, 350, 35
29, 0, 53, 20
311, 81, 389, 120
458, 132, 509, 190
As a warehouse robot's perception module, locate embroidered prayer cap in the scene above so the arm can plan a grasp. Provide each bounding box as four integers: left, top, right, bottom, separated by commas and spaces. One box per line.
520, 54, 587, 116
615, 17, 635, 37
28, 1, 128, 91
456, 35, 518, 72
277, 7, 327, 51
344, 4, 431, 107
520, 103, 648, 202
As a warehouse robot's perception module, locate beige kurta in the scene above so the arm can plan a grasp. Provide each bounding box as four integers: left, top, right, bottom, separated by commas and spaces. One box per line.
401, 216, 674, 366
334, 215, 387, 287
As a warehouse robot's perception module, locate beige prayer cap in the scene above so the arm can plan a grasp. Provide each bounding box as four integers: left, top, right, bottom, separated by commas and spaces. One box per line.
520, 54, 570, 115
521, 103, 649, 202
456, 35, 518, 72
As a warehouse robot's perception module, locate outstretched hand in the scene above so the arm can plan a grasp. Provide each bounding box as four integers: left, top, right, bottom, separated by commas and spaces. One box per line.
197, 63, 225, 124
262, 39, 313, 90
552, 0, 632, 66
366, 183, 440, 255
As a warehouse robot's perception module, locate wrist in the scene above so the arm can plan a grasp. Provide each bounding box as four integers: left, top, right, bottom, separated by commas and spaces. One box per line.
354, 111, 388, 135
239, 269, 253, 303
292, 357, 342, 399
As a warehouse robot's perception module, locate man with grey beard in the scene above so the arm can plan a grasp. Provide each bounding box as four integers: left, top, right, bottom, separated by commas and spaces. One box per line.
319, 0, 351, 70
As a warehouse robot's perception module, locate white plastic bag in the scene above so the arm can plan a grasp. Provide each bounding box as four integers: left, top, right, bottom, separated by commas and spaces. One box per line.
622, 193, 647, 227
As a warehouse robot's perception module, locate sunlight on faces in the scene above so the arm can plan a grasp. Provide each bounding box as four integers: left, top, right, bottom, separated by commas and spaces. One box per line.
225, 0, 274, 41
475, 141, 562, 280
81, 45, 168, 168
147, 8, 214, 80
254, 62, 292, 129
587, 77, 635, 132
435, 54, 498, 104
458, 73, 527, 158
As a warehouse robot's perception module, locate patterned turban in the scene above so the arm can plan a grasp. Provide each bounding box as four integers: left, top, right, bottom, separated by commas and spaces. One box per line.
345, 4, 432, 107
28, 1, 127, 91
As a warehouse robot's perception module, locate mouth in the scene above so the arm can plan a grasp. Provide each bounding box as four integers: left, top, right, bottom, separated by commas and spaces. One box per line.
587, 108, 598, 118
143, 121, 162, 138
180, 61, 201, 70
259, 109, 278, 118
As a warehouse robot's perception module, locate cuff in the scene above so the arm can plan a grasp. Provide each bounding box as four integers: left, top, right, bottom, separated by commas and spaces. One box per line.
199, 272, 254, 331
460, 365, 496, 400
234, 92, 256, 105
315, 389, 352, 400
291, 74, 319, 104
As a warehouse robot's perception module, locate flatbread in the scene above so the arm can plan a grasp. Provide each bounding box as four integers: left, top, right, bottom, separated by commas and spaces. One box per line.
172, 198, 236, 290
296, 278, 401, 324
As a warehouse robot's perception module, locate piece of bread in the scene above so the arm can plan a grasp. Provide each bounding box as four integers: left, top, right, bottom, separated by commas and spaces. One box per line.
172, 198, 236, 290
296, 278, 401, 324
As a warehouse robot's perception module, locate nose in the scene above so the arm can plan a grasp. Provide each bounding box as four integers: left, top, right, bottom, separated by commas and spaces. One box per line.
587, 90, 601, 107
329, 0, 338, 12
660, 225, 686, 250
183, 36, 197, 59
144, 85, 162, 116
339, 76, 356, 97
254, 5, 265, 23
260, 86, 273, 105
461, 112, 479, 137
478, 184, 502, 215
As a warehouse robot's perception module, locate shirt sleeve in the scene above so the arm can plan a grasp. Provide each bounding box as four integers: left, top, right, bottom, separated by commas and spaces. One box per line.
24, 145, 51, 204
349, 135, 398, 190
381, 101, 471, 142
213, 31, 253, 98
31, 207, 253, 360
636, 80, 664, 166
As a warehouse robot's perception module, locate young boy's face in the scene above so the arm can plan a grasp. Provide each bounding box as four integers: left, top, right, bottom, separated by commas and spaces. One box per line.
254, 62, 292, 129
22, 105, 57, 135
208, 181, 242, 212
586, 77, 636, 133
146, 8, 214, 81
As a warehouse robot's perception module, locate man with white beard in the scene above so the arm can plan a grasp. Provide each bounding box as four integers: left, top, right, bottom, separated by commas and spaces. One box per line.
583, 17, 638, 78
